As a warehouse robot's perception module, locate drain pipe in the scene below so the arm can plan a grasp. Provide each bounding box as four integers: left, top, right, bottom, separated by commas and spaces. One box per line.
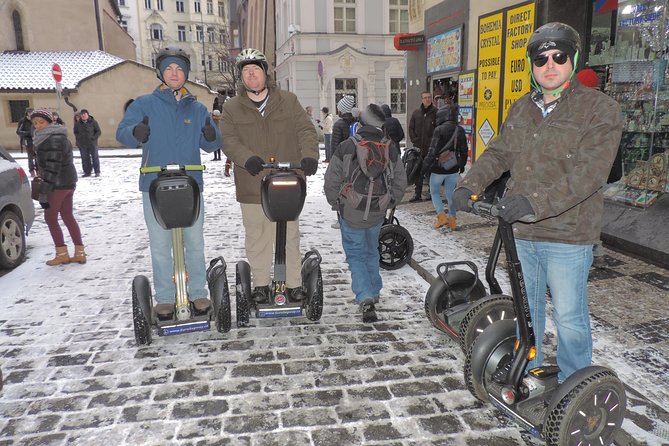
94, 0, 104, 51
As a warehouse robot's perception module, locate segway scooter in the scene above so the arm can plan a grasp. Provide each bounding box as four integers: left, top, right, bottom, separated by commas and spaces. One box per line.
235, 160, 323, 326
424, 172, 515, 352
463, 199, 626, 446
378, 206, 413, 270
131, 165, 232, 345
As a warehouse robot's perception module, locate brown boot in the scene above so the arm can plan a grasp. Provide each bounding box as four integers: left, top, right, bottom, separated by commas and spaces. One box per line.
446, 216, 457, 230
434, 212, 448, 229
46, 246, 70, 266
224, 159, 231, 177
70, 245, 87, 264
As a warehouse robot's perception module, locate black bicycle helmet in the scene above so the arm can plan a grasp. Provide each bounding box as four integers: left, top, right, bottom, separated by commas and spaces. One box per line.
236, 48, 269, 73
155, 46, 191, 82
527, 22, 581, 63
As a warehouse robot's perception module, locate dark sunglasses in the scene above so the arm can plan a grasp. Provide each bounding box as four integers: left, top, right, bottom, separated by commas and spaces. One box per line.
533, 52, 569, 67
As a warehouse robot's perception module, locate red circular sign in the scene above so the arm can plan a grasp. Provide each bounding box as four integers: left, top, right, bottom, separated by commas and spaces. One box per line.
52, 63, 63, 82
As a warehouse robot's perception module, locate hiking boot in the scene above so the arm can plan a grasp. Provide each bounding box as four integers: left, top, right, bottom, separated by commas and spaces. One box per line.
192, 298, 211, 312
287, 287, 306, 302
409, 195, 421, 203
154, 303, 174, 317
434, 212, 448, 229
70, 245, 87, 264
252, 286, 270, 303
446, 216, 457, 230
46, 246, 70, 266
360, 298, 378, 323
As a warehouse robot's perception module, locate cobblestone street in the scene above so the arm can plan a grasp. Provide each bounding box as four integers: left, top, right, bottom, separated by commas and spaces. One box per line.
0, 153, 667, 445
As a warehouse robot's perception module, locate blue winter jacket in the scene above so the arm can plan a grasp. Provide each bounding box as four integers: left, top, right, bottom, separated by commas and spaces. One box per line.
115, 85, 222, 192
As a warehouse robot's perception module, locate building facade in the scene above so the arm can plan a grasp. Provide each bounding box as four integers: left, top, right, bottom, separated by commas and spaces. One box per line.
116, 0, 235, 91
241, 0, 408, 129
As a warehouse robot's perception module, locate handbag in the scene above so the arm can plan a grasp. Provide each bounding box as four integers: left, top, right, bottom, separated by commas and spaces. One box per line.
31, 176, 42, 201
437, 127, 461, 171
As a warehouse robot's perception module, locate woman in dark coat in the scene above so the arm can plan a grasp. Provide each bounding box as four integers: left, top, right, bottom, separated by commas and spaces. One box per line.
421, 104, 468, 230
31, 108, 86, 266
381, 104, 405, 146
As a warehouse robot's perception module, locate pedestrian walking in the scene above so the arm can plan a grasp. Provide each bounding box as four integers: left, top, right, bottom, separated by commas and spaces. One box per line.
453, 22, 623, 382
115, 46, 222, 317
408, 91, 437, 202
324, 104, 407, 322
30, 108, 86, 266
421, 104, 468, 230
219, 48, 319, 304
73, 109, 101, 177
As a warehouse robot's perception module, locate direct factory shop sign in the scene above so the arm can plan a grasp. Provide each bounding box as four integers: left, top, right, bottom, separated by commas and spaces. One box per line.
502, 2, 535, 122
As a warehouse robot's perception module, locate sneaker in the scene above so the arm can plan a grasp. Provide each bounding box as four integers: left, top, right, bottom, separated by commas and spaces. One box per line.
409, 196, 421, 203
331, 221, 340, 229
359, 298, 378, 323
252, 286, 270, 303
191, 298, 211, 312
154, 303, 174, 317
287, 287, 306, 302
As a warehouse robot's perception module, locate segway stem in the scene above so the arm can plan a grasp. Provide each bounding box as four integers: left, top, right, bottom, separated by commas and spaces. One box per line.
274, 221, 287, 282
484, 230, 504, 295
172, 227, 191, 320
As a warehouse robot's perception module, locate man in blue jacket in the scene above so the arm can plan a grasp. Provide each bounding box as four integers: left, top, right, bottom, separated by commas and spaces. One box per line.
116, 47, 222, 317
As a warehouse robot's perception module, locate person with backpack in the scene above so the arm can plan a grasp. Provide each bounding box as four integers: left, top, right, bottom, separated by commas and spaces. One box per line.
421, 104, 468, 230
324, 104, 407, 322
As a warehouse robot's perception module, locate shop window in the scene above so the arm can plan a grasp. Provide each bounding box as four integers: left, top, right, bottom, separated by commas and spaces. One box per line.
9, 100, 30, 123
592, 0, 669, 208
335, 78, 358, 106
389, 0, 408, 34
390, 78, 406, 114
334, 0, 356, 33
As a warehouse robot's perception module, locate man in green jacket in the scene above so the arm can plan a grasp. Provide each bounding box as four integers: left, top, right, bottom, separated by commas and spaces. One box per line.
219, 48, 319, 303
453, 23, 622, 382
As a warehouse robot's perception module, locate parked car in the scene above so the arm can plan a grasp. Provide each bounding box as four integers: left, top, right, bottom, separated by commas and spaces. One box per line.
0, 146, 35, 269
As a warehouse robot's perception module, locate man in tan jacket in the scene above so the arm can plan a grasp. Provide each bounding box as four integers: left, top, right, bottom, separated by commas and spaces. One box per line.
219, 48, 319, 303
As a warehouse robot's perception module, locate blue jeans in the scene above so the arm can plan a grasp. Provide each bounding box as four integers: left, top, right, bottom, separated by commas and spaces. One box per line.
516, 239, 593, 382
339, 218, 383, 304
79, 145, 100, 175
324, 133, 333, 161
142, 192, 208, 304
429, 172, 459, 217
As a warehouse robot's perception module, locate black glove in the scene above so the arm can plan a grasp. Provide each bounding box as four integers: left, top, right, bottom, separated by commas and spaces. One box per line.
497, 194, 535, 223
301, 157, 318, 176
133, 116, 150, 143
38, 194, 50, 209
452, 187, 474, 212
244, 156, 265, 176
202, 117, 216, 142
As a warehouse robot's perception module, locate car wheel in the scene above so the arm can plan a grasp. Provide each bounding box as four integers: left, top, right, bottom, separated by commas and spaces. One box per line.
0, 210, 26, 269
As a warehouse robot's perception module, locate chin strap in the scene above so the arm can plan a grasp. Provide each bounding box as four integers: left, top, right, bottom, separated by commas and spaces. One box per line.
245, 86, 267, 96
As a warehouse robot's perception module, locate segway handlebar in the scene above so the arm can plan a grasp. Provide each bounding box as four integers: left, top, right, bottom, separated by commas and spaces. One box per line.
140, 164, 205, 174
261, 159, 302, 171
469, 196, 536, 223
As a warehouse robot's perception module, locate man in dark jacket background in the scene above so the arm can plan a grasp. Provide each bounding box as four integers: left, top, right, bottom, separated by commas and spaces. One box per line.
74, 109, 101, 177
16, 108, 36, 177
408, 91, 436, 201
381, 104, 404, 147
330, 95, 356, 154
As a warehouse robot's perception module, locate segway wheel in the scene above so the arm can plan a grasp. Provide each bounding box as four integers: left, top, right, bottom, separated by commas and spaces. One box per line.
458, 295, 515, 354
235, 262, 252, 328
378, 224, 414, 270
131, 275, 153, 346
305, 267, 324, 321
424, 270, 487, 336
544, 367, 626, 446
464, 319, 516, 402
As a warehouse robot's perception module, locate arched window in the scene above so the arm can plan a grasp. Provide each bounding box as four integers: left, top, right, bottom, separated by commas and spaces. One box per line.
150, 23, 163, 40
12, 10, 24, 50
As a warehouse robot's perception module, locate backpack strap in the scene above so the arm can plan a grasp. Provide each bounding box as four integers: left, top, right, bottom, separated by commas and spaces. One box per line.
438, 125, 459, 155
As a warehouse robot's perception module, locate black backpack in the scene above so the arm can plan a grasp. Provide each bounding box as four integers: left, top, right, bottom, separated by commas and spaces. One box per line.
339, 134, 394, 221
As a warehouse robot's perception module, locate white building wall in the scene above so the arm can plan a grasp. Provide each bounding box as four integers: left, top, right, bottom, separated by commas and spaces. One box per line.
274, 0, 407, 128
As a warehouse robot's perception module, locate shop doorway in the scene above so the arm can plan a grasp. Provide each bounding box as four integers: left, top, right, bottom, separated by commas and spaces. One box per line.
432, 77, 458, 108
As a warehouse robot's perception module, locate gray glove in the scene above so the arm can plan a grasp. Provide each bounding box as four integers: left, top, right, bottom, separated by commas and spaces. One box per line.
133, 116, 150, 143
202, 117, 216, 142
452, 187, 474, 212
497, 194, 535, 223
